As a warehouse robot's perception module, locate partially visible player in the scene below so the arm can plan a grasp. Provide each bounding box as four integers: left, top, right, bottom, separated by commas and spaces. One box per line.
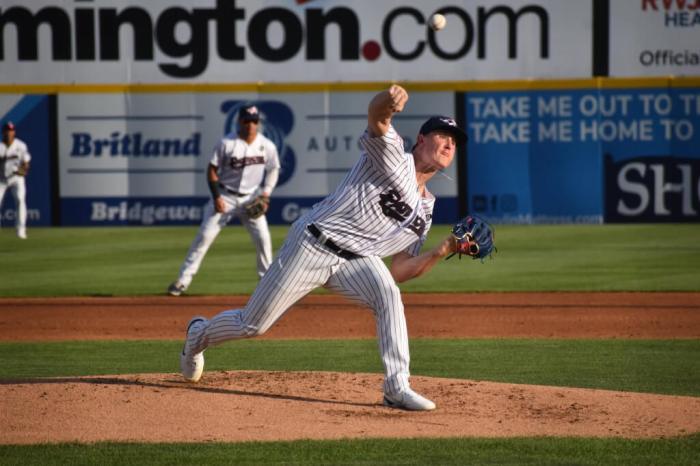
168, 105, 281, 296
179, 85, 469, 411
0, 121, 31, 239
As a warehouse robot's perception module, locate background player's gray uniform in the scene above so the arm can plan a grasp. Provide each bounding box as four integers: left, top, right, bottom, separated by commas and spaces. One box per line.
175, 131, 280, 287
186, 125, 433, 396
0, 138, 31, 238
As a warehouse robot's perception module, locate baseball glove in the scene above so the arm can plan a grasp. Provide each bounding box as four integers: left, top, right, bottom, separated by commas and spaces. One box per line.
446, 214, 496, 261
14, 166, 27, 177
245, 195, 269, 219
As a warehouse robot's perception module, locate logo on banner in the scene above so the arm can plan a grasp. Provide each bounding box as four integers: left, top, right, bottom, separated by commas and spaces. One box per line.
0, 2, 551, 79
604, 155, 700, 223
638, 1, 700, 68
641, 0, 700, 27
220, 100, 296, 186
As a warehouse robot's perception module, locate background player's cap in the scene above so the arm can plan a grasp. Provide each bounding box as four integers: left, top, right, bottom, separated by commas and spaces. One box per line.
2, 121, 16, 132
419, 116, 467, 145
238, 105, 260, 122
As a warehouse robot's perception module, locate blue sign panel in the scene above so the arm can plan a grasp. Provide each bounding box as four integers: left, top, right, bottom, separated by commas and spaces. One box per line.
61, 195, 460, 227
465, 88, 700, 223
1, 95, 53, 227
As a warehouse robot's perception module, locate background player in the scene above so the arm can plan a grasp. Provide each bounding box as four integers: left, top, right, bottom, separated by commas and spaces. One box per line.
168, 105, 281, 296
0, 121, 31, 239
180, 85, 467, 410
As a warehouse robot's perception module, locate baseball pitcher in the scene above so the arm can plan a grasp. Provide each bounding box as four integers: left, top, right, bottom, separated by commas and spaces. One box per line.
179, 86, 494, 410
168, 105, 281, 296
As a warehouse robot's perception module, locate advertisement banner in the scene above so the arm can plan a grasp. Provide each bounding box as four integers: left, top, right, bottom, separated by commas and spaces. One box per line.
602, 88, 700, 222
605, 156, 700, 222
0, 94, 53, 228
609, 0, 700, 77
58, 91, 458, 225
465, 86, 700, 223
1, 0, 592, 84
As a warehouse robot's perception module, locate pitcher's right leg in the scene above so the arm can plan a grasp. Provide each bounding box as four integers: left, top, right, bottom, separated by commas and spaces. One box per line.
324, 256, 435, 410
180, 225, 340, 377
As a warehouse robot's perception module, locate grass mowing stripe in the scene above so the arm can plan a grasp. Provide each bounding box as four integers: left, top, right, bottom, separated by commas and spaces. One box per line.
1, 224, 699, 295
0, 435, 699, 466
2, 339, 699, 397
411, 339, 700, 396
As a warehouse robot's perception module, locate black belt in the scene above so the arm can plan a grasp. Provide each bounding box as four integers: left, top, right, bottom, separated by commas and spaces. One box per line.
219, 184, 246, 197
307, 224, 360, 260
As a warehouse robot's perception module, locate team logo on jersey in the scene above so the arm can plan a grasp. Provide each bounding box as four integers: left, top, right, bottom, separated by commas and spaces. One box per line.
221, 100, 296, 186
229, 155, 265, 170
378, 189, 426, 237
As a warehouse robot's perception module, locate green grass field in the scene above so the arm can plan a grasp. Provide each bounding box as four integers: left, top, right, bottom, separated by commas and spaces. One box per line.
3, 339, 700, 396
1, 223, 699, 296
1, 224, 699, 465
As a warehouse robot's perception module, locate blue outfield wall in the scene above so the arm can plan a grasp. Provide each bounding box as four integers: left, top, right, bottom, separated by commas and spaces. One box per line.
465, 87, 700, 223
4, 82, 699, 227
0, 95, 53, 227
52, 89, 459, 226
60, 196, 460, 227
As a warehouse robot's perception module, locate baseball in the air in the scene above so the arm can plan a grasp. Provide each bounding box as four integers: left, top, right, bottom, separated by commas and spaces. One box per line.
429, 13, 446, 31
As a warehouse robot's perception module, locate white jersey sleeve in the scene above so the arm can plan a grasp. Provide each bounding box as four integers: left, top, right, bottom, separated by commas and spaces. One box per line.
18, 140, 30, 163
264, 139, 281, 171
209, 139, 225, 168
261, 167, 279, 196
261, 138, 281, 196
359, 127, 406, 174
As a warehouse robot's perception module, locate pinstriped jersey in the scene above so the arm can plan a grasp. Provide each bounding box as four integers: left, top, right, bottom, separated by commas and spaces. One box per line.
210, 132, 280, 195
306, 125, 434, 258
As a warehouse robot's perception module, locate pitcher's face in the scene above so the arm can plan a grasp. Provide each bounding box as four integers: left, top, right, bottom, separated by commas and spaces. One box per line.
415, 131, 456, 171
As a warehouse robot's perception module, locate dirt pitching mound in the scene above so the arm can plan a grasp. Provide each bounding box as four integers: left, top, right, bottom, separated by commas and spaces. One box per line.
2, 370, 699, 444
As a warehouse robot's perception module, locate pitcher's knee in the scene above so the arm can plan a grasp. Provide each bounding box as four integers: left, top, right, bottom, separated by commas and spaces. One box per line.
243, 325, 265, 337
367, 285, 403, 314
371, 283, 403, 312
239, 313, 268, 337
215, 309, 261, 336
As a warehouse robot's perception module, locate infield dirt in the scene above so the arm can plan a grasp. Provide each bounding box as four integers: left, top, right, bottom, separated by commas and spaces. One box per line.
1, 292, 699, 443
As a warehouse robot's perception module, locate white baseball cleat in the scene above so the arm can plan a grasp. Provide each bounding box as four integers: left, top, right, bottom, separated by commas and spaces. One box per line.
17, 230, 27, 239
383, 388, 436, 411
167, 281, 186, 297
180, 317, 206, 382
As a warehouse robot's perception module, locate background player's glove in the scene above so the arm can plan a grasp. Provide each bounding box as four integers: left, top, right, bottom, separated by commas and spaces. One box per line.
245, 196, 269, 219
14, 166, 27, 177
446, 214, 496, 261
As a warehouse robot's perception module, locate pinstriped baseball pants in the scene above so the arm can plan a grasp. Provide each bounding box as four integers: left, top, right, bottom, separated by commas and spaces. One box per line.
187, 221, 411, 395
